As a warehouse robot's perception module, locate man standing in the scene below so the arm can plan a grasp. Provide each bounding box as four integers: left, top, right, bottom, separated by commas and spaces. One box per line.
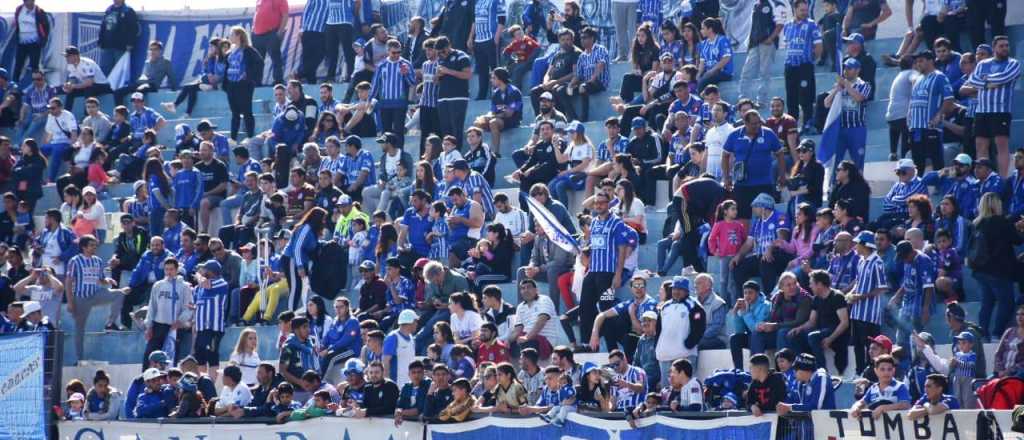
369, 40, 416, 148
739, 0, 787, 108
196, 141, 230, 234
192, 260, 229, 381
66, 235, 127, 362
434, 37, 473, 149
824, 58, 872, 171
962, 36, 1020, 175
781, 0, 822, 133
556, 27, 609, 122
252, 0, 289, 85
721, 111, 787, 219
144, 258, 193, 367
847, 231, 889, 373
299, 0, 329, 84
579, 192, 635, 345
469, 0, 506, 100
907, 50, 955, 175
97, 0, 140, 75
382, 309, 418, 387
889, 241, 935, 365
12, 0, 50, 82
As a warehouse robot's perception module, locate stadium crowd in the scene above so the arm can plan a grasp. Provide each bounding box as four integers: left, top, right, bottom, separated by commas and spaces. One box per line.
1, 0, 1021, 428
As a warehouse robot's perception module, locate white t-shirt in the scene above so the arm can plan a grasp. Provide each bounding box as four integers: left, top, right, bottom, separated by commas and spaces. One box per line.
40, 229, 66, 276
17, 6, 38, 44
27, 285, 57, 303
384, 150, 401, 178
74, 143, 96, 169
677, 377, 704, 410
439, 149, 464, 171
515, 295, 561, 342
450, 310, 483, 342
229, 352, 262, 385
45, 110, 79, 144
216, 383, 253, 409
703, 123, 733, 179
567, 141, 594, 167
66, 57, 109, 85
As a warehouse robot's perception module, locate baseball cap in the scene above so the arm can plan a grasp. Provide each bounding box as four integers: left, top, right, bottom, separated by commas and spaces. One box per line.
853, 230, 876, 249
131, 92, 145, 101
196, 119, 216, 132
67, 393, 85, 403
953, 153, 972, 165
895, 158, 916, 170
976, 44, 993, 56
376, 132, 399, 145
148, 350, 170, 366
142, 368, 166, 381
354, 38, 367, 47
539, 91, 554, 101
917, 331, 936, 347
63, 46, 80, 56
337, 194, 353, 206
843, 58, 861, 70
955, 331, 976, 344
671, 276, 689, 291
359, 260, 376, 271
796, 139, 816, 152
554, 121, 567, 132
21, 301, 41, 315
751, 193, 775, 209
842, 33, 865, 45
82, 186, 97, 197
569, 120, 585, 134
914, 50, 936, 60
344, 359, 365, 375
202, 259, 222, 275
397, 309, 418, 325
896, 240, 914, 258
659, 52, 674, 61
450, 159, 470, 171
641, 311, 658, 321
631, 116, 647, 129
344, 135, 362, 149
793, 354, 817, 371
581, 361, 600, 376
175, 123, 192, 143
869, 335, 893, 352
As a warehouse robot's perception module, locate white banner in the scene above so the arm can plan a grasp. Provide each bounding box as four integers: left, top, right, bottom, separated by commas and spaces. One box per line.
60, 417, 425, 440
810, 409, 1017, 440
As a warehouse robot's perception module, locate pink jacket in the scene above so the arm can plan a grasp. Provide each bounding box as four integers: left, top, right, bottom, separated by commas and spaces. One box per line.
708, 220, 747, 257
777, 225, 821, 262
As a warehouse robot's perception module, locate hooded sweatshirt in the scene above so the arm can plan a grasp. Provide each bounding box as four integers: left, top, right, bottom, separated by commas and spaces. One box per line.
145, 275, 194, 327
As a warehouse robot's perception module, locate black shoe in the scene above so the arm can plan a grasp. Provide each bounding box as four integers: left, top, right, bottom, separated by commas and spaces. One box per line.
105, 324, 124, 332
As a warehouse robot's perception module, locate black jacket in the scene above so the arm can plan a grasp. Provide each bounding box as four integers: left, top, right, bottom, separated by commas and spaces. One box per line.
114, 225, 150, 271
227, 46, 265, 88
98, 4, 140, 50
362, 379, 400, 416
829, 179, 871, 220
970, 215, 1024, 280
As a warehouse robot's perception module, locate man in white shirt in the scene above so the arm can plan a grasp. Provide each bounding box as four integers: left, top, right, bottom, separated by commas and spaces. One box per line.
42, 97, 78, 183
214, 365, 253, 415
61, 46, 112, 113
511, 278, 561, 359
669, 358, 704, 411
655, 277, 706, 387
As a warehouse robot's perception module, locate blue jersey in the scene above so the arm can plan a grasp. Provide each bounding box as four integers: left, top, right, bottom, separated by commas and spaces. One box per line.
455, 172, 495, 218
172, 168, 204, 210
162, 222, 184, 254
597, 136, 629, 162
302, 0, 329, 32
750, 210, 788, 256
965, 57, 1021, 114
639, 0, 663, 28
419, 60, 439, 108
388, 276, 417, 312
850, 253, 888, 325
883, 177, 927, 215
370, 58, 416, 108
921, 172, 979, 219
68, 254, 105, 299
612, 296, 658, 321
472, 0, 506, 42
722, 127, 783, 187
914, 394, 961, 409
793, 368, 836, 410
613, 365, 647, 410
129, 107, 164, 141
194, 277, 229, 332
699, 35, 734, 76
669, 95, 703, 118
490, 85, 523, 126
1006, 170, 1024, 219
899, 252, 935, 318
588, 214, 635, 273
782, 19, 822, 66
827, 250, 860, 292
226, 49, 246, 82
342, 150, 377, 186
839, 79, 872, 128
576, 44, 611, 89
908, 71, 954, 130
326, 0, 355, 24
952, 351, 976, 381
860, 380, 912, 406
400, 208, 432, 256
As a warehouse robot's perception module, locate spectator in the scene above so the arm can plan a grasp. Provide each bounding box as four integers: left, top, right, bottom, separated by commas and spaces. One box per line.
885, 55, 916, 161
962, 36, 1020, 176
66, 235, 126, 360
352, 361, 400, 417
96, 0, 140, 74
382, 309, 418, 387
846, 231, 889, 374
722, 110, 786, 219
84, 370, 122, 420
414, 261, 469, 353
907, 374, 960, 420
992, 305, 1024, 377
739, 0, 787, 108
656, 277, 706, 379
590, 273, 656, 357
693, 273, 728, 350
134, 368, 176, 419
15, 71, 53, 145
575, 362, 612, 412
191, 259, 229, 381
437, 378, 476, 422
394, 359, 431, 422
61, 46, 112, 113
729, 280, 772, 369
841, 0, 891, 40
41, 98, 77, 184
607, 349, 646, 412
162, 39, 228, 119
971, 193, 1023, 340
908, 50, 955, 175
222, 27, 262, 141
696, 18, 733, 90
252, 0, 289, 85
143, 258, 193, 367
745, 354, 787, 416
113, 41, 176, 106
11, 0, 49, 82
848, 354, 912, 419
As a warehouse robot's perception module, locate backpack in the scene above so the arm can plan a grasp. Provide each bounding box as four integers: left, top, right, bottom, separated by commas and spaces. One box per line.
967, 221, 990, 270
976, 376, 1024, 410
309, 240, 346, 300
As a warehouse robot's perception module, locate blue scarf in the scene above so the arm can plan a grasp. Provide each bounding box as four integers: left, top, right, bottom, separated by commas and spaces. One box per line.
285, 334, 320, 372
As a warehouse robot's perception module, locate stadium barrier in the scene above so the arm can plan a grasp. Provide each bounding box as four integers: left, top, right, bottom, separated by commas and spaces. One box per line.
57, 409, 1017, 440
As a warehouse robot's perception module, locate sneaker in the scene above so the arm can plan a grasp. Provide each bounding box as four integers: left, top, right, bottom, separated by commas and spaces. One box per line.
161, 102, 176, 114
504, 175, 520, 184
104, 323, 123, 332
888, 153, 898, 161
538, 414, 551, 424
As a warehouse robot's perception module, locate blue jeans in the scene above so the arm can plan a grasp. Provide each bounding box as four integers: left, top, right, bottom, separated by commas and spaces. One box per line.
99, 48, 126, 76
41, 142, 69, 182
836, 126, 867, 171
775, 325, 800, 351
221, 191, 248, 226
149, 206, 166, 237
807, 326, 837, 369
657, 236, 684, 274
549, 172, 584, 205
15, 113, 46, 145
975, 271, 1015, 340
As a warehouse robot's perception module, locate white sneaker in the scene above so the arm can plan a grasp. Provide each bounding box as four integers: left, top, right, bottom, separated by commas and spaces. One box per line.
161, 102, 176, 114
504, 175, 520, 184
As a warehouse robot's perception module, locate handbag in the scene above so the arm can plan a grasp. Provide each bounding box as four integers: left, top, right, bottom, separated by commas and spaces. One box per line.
732, 139, 755, 183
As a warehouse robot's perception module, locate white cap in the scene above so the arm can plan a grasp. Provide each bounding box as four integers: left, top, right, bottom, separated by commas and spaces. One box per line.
641, 310, 658, 321
131, 92, 145, 101
21, 301, 41, 315
895, 158, 916, 170
142, 367, 166, 381
397, 309, 418, 325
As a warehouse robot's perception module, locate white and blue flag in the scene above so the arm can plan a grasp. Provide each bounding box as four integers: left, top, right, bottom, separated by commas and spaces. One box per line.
526, 196, 579, 253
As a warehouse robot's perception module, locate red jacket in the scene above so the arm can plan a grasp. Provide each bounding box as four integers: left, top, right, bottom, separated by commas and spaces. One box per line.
13, 5, 50, 44
503, 37, 540, 63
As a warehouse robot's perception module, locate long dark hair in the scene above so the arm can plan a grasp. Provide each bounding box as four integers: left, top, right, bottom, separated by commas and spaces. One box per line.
680, 22, 700, 55
449, 291, 479, 313
613, 153, 637, 178
143, 157, 171, 197
306, 296, 327, 327
22, 139, 48, 168
416, 161, 437, 197
795, 203, 815, 243
375, 223, 398, 257
294, 207, 329, 236
617, 180, 637, 214
837, 160, 870, 194
631, 24, 658, 65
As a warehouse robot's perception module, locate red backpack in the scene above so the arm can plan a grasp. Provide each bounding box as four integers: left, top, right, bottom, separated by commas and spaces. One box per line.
976, 376, 1024, 409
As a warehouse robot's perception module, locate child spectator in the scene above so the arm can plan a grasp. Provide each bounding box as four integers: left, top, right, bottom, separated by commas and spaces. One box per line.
347, 218, 369, 291
86, 149, 116, 196
633, 311, 660, 390
628, 392, 661, 428
288, 389, 333, 421
427, 201, 450, 262
929, 228, 962, 303
172, 150, 204, 225
921, 330, 977, 408
461, 238, 494, 280
14, 200, 33, 249
540, 372, 576, 427
104, 106, 133, 166
707, 200, 746, 304
437, 378, 476, 422
270, 383, 303, 423
65, 393, 86, 420
450, 344, 476, 380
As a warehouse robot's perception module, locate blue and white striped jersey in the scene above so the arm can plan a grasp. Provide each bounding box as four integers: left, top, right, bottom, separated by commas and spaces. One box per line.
326, 0, 355, 25
195, 277, 229, 332
576, 44, 611, 89
68, 254, 105, 299
419, 60, 440, 108
882, 176, 927, 215
908, 71, 954, 130
597, 136, 629, 161
371, 58, 417, 107
839, 78, 872, 128
898, 251, 935, 318
302, 0, 329, 32
850, 252, 888, 325
964, 57, 1021, 114
429, 218, 450, 262
613, 365, 647, 410
473, 0, 507, 42
783, 19, 822, 66
588, 214, 635, 273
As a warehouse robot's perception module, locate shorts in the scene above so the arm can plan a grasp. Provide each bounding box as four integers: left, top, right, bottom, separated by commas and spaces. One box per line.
204, 195, 225, 208
733, 184, 775, 219
193, 329, 224, 366
450, 237, 477, 260
974, 113, 1011, 138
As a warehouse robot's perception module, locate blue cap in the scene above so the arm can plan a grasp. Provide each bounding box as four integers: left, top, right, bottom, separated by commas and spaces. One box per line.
202, 259, 222, 275
344, 359, 365, 375
671, 276, 690, 291
843, 58, 861, 70
344, 134, 362, 149
581, 361, 599, 376
976, 44, 993, 55
721, 392, 738, 405
0, 68, 8, 81
175, 123, 192, 143
354, 38, 367, 47
570, 120, 585, 134
148, 350, 169, 366
843, 33, 865, 46
955, 331, 976, 344
853, 230, 876, 249
178, 374, 198, 393
751, 193, 775, 209
631, 116, 647, 129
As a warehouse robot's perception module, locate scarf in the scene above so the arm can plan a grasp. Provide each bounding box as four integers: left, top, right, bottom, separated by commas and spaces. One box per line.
285, 334, 320, 372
